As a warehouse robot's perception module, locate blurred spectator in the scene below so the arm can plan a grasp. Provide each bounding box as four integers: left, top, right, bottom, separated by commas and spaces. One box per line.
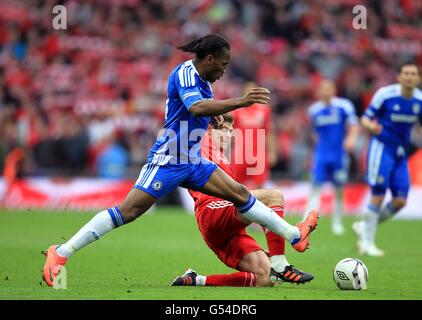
56, 113, 89, 175
32, 117, 59, 173
96, 130, 129, 179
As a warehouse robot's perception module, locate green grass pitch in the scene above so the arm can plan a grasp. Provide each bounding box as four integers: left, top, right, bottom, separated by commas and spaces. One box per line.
1, 207, 422, 300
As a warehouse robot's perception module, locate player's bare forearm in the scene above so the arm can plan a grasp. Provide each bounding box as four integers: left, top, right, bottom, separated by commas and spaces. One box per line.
189, 87, 271, 117
349, 123, 360, 134
344, 124, 359, 151
189, 98, 246, 116
361, 116, 372, 129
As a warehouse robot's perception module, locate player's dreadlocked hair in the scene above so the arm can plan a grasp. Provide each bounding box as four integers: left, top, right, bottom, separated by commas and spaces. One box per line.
178, 34, 230, 59
210, 113, 234, 129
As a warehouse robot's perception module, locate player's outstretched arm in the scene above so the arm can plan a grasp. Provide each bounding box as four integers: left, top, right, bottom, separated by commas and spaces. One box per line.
189, 87, 270, 117
344, 124, 360, 151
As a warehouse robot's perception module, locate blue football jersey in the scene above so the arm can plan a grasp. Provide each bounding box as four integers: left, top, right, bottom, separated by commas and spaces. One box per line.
309, 97, 358, 159
364, 84, 422, 150
149, 60, 213, 163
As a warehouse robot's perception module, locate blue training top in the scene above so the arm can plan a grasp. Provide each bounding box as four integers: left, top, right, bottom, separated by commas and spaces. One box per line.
309, 96, 358, 160
364, 84, 422, 151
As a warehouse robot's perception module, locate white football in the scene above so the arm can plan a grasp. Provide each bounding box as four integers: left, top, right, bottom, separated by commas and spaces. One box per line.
333, 258, 368, 290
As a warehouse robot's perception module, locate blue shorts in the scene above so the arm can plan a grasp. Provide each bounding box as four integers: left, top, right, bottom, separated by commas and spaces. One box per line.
133, 156, 218, 199
311, 152, 349, 186
366, 138, 409, 198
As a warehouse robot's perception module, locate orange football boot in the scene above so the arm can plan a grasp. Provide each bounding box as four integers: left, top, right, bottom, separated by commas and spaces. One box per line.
42, 245, 67, 287
292, 210, 319, 252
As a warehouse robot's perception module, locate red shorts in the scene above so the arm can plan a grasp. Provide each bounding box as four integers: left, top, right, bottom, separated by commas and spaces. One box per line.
195, 200, 262, 269
232, 162, 269, 188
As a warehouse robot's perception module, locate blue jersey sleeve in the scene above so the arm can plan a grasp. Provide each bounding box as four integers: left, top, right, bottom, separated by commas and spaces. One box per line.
364, 87, 387, 119
179, 86, 202, 109
176, 67, 203, 109
344, 100, 358, 125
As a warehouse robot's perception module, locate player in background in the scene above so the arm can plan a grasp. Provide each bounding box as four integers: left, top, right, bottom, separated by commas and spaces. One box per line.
42, 34, 318, 287
172, 115, 315, 287
232, 81, 277, 189
306, 80, 359, 235
353, 62, 422, 256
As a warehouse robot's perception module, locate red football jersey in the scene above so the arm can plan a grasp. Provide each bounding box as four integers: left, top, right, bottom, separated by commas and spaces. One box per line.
188, 133, 234, 208
232, 103, 272, 163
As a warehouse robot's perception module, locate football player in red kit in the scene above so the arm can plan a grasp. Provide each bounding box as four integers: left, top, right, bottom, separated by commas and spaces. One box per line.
232, 82, 277, 189
172, 114, 316, 287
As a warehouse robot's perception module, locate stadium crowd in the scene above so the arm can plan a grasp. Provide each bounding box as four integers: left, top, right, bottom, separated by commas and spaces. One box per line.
1, 0, 421, 181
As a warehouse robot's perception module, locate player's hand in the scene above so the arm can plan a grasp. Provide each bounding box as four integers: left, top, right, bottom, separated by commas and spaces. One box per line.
368, 119, 383, 135
213, 115, 224, 127
343, 136, 356, 152
241, 87, 271, 106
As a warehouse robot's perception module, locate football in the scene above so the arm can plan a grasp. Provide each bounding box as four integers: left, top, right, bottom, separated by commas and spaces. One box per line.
333, 258, 368, 290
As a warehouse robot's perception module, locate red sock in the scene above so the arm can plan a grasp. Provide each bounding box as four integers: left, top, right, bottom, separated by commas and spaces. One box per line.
205, 272, 256, 287
262, 206, 285, 256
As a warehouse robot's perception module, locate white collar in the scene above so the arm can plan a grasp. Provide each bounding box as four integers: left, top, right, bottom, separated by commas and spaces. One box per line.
186, 59, 199, 75
186, 59, 209, 83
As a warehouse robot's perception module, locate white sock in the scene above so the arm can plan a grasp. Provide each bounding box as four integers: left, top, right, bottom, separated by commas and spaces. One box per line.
271, 255, 290, 273
196, 275, 206, 286
379, 202, 396, 224
56, 208, 124, 258
361, 204, 379, 248
237, 195, 300, 243
306, 185, 320, 219
332, 187, 344, 226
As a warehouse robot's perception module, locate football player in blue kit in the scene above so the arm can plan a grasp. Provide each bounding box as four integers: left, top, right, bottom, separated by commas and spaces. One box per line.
42, 34, 318, 286
353, 62, 422, 256
307, 80, 359, 235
